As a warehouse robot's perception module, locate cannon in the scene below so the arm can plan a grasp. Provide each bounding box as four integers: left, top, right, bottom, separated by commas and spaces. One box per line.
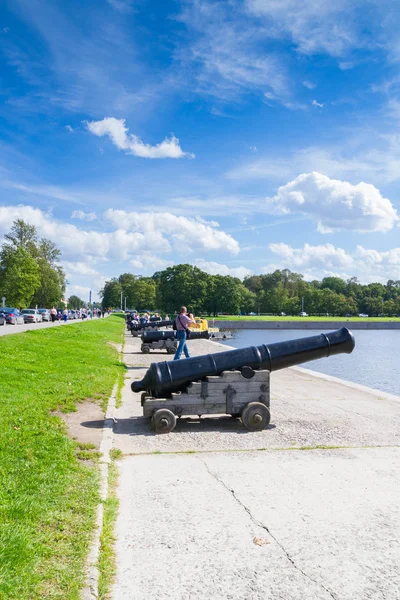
132, 328, 355, 433
140, 330, 209, 354
130, 319, 173, 336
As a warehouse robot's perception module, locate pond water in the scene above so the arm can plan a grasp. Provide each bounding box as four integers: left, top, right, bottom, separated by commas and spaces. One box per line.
219, 329, 400, 396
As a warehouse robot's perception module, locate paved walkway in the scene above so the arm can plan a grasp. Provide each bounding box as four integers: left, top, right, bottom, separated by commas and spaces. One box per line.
110, 331, 400, 600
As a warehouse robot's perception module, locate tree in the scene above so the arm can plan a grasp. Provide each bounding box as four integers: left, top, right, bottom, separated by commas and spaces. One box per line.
100, 279, 123, 309
31, 240, 66, 307
156, 264, 210, 314
321, 276, 347, 295
118, 273, 156, 310
0, 247, 40, 307
68, 295, 85, 309
0, 220, 65, 308
238, 285, 256, 314
204, 275, 242, 316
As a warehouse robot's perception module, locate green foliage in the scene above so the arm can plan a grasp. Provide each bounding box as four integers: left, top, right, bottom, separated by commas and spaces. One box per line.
0, 246, 40, 307
100, 278, 123, 310
68, 295, 85, 309
103, 265, 400, 317
154, 264, 209, 313
118, 273, 156, 310
0, 219, 65, 308
0, 316, 124, 599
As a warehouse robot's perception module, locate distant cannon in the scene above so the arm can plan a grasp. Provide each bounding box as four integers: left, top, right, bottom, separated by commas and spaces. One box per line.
140, 329, 209, 353
132, 328, 355, 433
130, 319, 173, 336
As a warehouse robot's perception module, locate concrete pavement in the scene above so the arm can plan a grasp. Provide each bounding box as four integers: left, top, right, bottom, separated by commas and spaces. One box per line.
110, 330, 400, 600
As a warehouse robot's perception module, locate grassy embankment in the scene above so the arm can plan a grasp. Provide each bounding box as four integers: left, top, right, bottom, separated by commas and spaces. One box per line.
0, 316, 124, 600
206, 315, 400, 322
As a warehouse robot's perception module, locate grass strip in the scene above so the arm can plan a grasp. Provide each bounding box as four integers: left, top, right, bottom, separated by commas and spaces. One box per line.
0, 316, 124, 600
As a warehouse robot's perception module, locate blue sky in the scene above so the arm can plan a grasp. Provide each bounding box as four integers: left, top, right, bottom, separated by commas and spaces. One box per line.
1, 0, 400, 300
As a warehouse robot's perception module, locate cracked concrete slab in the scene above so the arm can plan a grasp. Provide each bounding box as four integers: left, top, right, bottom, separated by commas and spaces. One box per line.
111, 331, 400, 599
113, 449, 399, 600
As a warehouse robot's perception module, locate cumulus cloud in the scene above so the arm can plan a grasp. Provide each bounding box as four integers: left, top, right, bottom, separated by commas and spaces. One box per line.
312, 99, 323, 108
0, 205, 239, 264
268, 172, 398, 233
71, 210, 97, 222
266, 242, 400, 282
194, 259, 252, 279
63, 261, 100, 278
86, 117, 194, 159
105, 209, 240, 254
130, 253, 173, 272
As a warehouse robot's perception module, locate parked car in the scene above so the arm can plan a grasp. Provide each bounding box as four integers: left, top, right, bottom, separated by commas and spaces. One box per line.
2, 308, 25, 325
358, 313, 369, 318
0, 312, 5, 326
21, 309, 43, 323
299, 311, 309, 317
38, 308, 50, 321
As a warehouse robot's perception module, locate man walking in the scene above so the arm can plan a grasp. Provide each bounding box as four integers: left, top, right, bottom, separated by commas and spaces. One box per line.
174, 306, 195, 360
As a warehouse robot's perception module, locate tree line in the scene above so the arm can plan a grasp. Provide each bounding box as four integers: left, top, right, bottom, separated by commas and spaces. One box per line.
0, 220, 66, 308
100, 264, 400, 317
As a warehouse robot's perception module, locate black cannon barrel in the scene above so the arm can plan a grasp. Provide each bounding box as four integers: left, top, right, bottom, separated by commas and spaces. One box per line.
141, 330, 210, 343
131, 320, 173, 331
132, 327, 355, 397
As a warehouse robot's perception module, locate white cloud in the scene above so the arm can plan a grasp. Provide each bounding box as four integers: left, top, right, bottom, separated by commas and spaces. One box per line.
130, 253, 173, 272
312, 99, 323, 108
86, 117, 194, 159
71, 210, 97, 222
246, 0, 365, 57
267, 172, 398, 233
65, 125, 74, 133
194, 259, 252, 280
266, 242, 400, 283
303, 80, 316, 89
63, 261, 100, 278
105, 209, 240, 254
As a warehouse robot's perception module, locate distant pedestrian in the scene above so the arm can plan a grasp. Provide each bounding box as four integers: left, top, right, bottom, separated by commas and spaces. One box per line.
50, 307, 57, 323
63, 308, 68, 323
173, 306, 195, 360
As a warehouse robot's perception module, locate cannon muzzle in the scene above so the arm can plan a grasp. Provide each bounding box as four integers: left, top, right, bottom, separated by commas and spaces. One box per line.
132, 327, 355, 397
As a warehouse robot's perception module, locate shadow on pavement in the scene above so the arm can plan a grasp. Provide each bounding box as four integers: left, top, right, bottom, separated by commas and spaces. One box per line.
81, 416, 276, 437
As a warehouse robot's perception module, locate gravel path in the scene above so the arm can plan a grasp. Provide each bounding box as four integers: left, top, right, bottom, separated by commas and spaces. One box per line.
110, 330, 400, 600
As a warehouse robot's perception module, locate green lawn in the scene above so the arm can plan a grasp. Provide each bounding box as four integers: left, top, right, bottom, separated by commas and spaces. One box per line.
0, 316, 124, 600
205, 315, 400, 322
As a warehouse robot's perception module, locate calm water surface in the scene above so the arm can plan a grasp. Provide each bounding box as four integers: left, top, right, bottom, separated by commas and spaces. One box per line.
219, 329, 400, 396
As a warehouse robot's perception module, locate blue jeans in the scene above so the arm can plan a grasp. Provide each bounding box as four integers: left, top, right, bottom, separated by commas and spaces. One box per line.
174, 330, 190, 360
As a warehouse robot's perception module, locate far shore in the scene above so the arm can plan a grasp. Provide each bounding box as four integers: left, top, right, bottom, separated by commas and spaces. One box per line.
211, 318, 400, 330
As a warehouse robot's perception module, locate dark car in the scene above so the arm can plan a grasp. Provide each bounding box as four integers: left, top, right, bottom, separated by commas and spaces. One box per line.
2, 308, 24, 325
0, 312, 5, 326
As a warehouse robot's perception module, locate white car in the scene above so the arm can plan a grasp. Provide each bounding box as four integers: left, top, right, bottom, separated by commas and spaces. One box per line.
299, 312, 308, 317
21, 309, 43, 323
358, 313, 369, 318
